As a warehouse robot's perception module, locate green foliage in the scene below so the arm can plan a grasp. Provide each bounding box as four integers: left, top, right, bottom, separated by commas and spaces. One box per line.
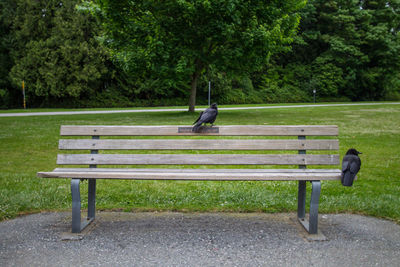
8, 0, 112, 106
94, 0, 306, 110
0, 0, 135, 108
264, 0, 400, 101
0, 0, 400, 108
195, 67, 264, 105
0, 89, 10, 108
383, 73, 400, 100
0, 0, 18, 108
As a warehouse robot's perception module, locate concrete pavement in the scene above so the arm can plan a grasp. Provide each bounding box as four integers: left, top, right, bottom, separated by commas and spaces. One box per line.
1, 212, 400, 266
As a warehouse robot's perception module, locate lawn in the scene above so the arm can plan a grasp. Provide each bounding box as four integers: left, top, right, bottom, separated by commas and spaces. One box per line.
0, 103, 399, 223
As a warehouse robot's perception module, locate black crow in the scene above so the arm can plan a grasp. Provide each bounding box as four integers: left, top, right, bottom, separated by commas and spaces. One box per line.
341, 148, 362, 186
192, 103, 218, 132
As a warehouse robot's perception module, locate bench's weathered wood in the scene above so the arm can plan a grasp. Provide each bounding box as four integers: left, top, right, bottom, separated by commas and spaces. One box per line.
51, 168, 342, 173
59, 139, 339, 150
56, 154, 339, 165
37, 125, 341, 235
38, 169, 342, 180
60, 125, 339, 136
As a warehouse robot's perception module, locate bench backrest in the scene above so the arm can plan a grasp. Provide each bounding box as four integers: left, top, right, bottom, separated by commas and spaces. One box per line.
57, 125, 339, 168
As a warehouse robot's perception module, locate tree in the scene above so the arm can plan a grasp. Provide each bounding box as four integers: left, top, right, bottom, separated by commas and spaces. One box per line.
0, 0, 17, 108
357, 0, 400, 100
263, 0, 400, 101
8, 0, 112, 107
93, 0, 306, 111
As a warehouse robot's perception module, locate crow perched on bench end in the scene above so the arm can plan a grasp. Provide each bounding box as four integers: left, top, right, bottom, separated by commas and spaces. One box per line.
192, 103, 218, 133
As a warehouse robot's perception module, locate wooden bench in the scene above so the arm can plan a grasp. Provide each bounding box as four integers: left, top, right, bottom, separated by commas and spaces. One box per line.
37, 125, 341, 234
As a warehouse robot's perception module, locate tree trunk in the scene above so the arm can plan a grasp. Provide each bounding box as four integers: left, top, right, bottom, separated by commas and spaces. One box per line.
188, 59, 203, 112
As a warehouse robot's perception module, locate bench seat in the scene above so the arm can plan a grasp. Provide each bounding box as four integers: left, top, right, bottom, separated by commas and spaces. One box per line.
38, 168, 342, 181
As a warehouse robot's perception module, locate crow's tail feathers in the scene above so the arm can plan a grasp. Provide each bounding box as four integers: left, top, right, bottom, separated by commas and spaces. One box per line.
192, 123, 201, 133
341, 171, 356, 186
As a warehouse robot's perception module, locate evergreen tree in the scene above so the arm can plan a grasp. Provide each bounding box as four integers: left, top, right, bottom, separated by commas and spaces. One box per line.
0, 0, 17, 107
262, 0, 400, 101
9, 0, 112, 107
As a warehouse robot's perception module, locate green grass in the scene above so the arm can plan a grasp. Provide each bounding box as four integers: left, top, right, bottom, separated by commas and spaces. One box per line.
1, 101, 398, 113
0, 103, 399, 223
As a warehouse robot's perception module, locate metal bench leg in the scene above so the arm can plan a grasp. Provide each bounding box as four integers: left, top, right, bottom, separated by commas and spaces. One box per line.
297, 180, 321, 234
88, 179, 96, 219
71, 179, 96, 233
309, 181, 321, 234
71, 179, 82, 233
297, 181, 306, 220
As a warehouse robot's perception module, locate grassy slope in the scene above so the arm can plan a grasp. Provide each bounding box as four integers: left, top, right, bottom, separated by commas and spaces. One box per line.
0, 104, 399, 222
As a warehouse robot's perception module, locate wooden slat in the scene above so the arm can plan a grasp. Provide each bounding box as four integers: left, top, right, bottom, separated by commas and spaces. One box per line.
52, 168, 342, 173
37, 169, 341, 181
59, 139, 339, 150
60, 125, 339, 136
53, 168, 342, 173
57, 154, 340, 165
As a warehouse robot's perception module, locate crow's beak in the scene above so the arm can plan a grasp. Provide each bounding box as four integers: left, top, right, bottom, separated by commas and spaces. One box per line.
358, 152, 362, 154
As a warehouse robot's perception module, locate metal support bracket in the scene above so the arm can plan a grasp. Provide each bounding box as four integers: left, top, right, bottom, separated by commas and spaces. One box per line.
296, 134, 322, 234
297, 180, 321, 234
71, 178, 96, 233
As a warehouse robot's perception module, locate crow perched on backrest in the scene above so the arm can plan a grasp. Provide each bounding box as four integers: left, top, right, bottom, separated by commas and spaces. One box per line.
192, 103, 218, 133
341, 148, 362, 186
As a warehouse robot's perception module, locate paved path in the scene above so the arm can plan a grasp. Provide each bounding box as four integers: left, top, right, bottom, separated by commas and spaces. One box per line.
1, 212, 400, 266
1, 102, 399, 117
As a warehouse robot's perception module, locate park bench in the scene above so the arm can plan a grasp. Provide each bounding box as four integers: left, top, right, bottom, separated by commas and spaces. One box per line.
37, 125, 341, 234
